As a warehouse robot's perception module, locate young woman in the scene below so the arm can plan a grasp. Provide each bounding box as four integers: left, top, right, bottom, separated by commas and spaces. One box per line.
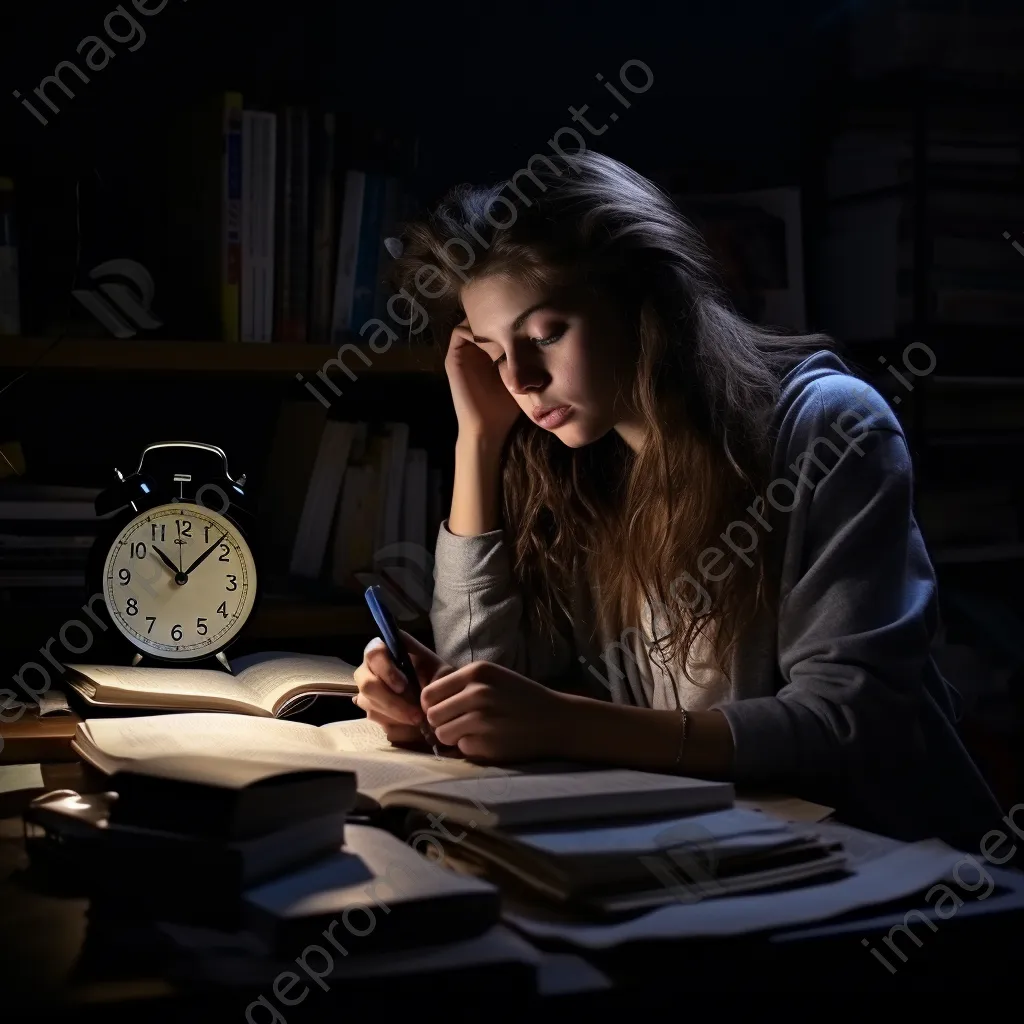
353, 150, 1003, 848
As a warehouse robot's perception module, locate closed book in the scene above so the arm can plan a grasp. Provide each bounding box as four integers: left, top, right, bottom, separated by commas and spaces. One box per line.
26, 788, 350, 929
400, 447, 428, 551
161, 91, 242, 341
371, 176, 404, 323
259, 399, 329, 573
221, 92, 244, 342
108, 754, 358, 840
289, 421, 358, 579
273, 105, 310, 344
430, 806, 843, 914
350, 172, 385, 330
0, 708, 81, 764
308, 111, 338, 343
241, 109, 277, 342
243, 823, 500, 956
330, 169, 365, 339
375, 421, 409, 553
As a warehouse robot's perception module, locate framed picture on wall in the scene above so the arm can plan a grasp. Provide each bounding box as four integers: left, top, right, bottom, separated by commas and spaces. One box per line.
673, 186, 807, 333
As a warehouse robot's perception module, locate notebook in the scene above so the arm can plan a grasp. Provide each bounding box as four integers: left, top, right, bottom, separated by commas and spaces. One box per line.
62, 651, 357, 718
71, 712, 734, 822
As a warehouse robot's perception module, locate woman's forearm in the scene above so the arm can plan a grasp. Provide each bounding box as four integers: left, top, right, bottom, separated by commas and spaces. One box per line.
555, 693, 735, 778
448, 433, 504, 536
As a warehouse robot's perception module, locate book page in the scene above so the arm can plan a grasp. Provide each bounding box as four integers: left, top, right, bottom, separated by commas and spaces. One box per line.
75, 713, 507, 798
233, 656, 357, 714
319, 718, 394, 753
334, 749, 512, 803
78, 713, 335, 771
65, 663, 256, 711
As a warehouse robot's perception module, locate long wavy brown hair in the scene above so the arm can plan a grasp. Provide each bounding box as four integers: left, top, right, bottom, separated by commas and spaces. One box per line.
388, 150, 833, 681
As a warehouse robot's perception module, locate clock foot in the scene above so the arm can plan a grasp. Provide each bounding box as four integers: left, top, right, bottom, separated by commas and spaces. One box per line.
131, 652, 143, 667
215, 650, 234, 675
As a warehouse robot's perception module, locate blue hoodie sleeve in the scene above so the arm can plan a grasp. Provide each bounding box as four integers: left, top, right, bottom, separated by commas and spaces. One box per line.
715, 378, 940, 806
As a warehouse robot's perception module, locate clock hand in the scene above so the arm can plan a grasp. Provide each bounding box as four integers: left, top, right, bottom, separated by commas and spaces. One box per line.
183, 532, 228, 576
152, 546, 180, 576
176, 520, 183, 572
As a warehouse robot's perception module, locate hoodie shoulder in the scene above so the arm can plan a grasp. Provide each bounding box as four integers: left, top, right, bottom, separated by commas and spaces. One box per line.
775, 350, 903, 444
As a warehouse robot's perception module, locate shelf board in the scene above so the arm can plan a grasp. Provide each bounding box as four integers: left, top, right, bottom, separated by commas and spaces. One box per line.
0, 338, 445, 375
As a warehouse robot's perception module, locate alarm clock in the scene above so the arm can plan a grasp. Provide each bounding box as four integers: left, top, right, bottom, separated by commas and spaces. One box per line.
88, 442, 260, 665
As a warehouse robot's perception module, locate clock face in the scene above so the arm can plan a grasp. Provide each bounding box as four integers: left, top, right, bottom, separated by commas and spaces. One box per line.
102, 502, 257, 661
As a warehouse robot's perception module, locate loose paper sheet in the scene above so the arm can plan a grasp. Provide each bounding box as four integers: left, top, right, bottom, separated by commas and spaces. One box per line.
0, 763, 44, 794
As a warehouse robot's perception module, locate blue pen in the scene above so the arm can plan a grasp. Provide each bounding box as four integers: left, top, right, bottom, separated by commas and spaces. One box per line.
364, 585, 440, 757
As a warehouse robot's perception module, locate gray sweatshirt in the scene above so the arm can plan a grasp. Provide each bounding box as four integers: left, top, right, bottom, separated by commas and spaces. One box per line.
429, 350, 1004, 849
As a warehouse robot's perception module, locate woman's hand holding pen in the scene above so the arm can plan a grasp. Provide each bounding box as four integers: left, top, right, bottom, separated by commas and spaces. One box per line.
445, 318, 522, 447
353, 631, 569, 761
353, 631, 450, 749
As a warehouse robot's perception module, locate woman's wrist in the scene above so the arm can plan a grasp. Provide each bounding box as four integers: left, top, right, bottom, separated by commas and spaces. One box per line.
455, 431, 505, 460
549, 692, 735, 777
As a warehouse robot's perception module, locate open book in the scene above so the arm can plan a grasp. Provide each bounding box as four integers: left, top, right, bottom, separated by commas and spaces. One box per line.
62, 652, 357, 718
72, 713, 734, 822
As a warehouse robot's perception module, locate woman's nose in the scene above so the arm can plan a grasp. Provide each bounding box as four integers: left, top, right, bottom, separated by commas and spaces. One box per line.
505, 354, 548, 394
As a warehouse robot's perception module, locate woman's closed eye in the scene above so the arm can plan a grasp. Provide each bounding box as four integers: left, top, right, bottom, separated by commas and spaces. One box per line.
492, 331, 565, 367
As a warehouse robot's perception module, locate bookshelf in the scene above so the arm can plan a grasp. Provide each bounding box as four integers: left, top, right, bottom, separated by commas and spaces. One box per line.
0, 338, 446, 375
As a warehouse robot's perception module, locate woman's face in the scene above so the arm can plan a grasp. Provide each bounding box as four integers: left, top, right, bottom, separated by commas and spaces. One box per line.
460, 274, 642, 449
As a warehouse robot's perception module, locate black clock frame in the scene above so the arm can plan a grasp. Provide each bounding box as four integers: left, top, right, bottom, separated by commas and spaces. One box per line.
86, 442, 262, 667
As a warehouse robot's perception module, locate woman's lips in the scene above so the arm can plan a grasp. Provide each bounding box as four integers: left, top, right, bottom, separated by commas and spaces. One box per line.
533, 406, 573, 429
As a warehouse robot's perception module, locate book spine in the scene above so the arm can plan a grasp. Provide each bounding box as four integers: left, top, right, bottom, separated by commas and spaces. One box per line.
273, 107, 294, 345
221, 92, 243, 343
240, 111, 256, 343
274, 107, 311, 344
261, 112, 278, 342
308, 112, 337, 343
371, 176, 402, 326
350, 173, 384, 333
0, 177, 21, 336
331, 170, 365, 341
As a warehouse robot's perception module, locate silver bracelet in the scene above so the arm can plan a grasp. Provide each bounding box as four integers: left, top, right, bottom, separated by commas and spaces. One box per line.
673, 708, 690, 768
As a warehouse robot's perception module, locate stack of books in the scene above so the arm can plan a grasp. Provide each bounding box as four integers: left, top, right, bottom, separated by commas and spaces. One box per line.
27, 755, 358, 928
259, 410, 445, 612
0, 482, 107, 606
68, 710, 848, 922
29, 736, 501, 951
